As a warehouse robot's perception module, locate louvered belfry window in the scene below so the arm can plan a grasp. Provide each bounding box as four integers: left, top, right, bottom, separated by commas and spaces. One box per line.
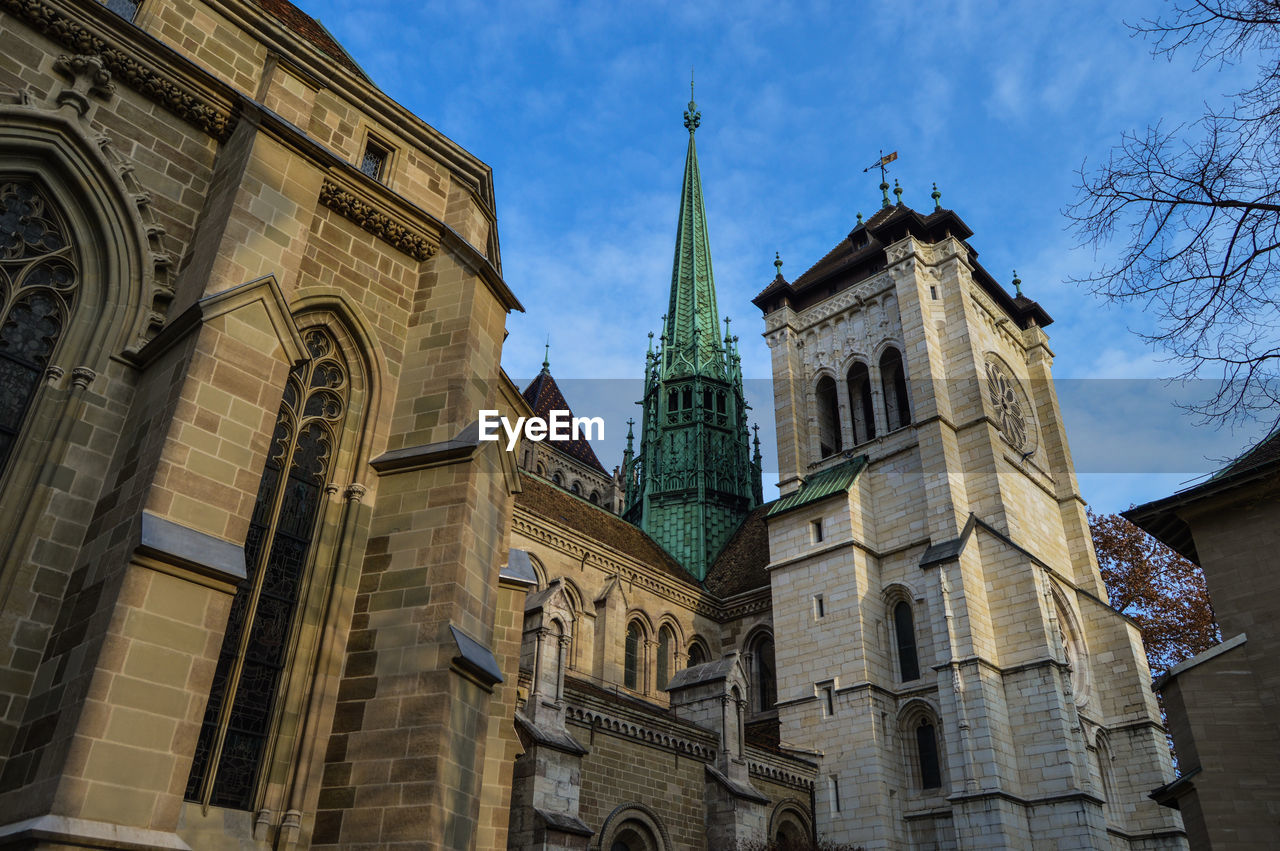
0, 178, 77, 477
186, 327, 347, 810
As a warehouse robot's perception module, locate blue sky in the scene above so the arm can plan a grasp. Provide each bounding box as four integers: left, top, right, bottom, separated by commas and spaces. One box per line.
305, 0, 1269, 513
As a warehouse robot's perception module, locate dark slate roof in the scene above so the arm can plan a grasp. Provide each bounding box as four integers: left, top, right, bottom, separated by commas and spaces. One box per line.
250, 0, 369, 79
521, 370, 609, 476
514, 472, 702, 590
768, 456, 868, 517
703, 502, 773, 598
1125, 429, 1280, 563
753, 202, 1052, 331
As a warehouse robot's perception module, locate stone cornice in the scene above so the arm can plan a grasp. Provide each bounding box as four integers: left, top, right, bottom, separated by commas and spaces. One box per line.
319, 180, 437, 261
747, 749, 816, 791
564, 686, 718, 762
6, 0, 236, 140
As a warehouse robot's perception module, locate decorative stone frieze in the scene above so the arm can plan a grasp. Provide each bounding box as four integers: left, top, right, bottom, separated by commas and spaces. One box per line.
318, 180, 438, 261
2, 0, 234, 139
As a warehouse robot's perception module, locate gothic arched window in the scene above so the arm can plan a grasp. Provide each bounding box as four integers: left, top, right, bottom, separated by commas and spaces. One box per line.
656, 625, 675, 690
815, 375, 842, 457
916, 721, 942, 789
186, 327, 349, 810
880, 347, 910, 430
0, 178, 78, 476
846, 361, 875, 445
624, 621, 643, 691
894, 601, 920, 682
750, 632, 777, 713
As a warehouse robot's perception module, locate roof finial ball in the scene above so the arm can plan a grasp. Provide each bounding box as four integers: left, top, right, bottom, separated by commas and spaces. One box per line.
1012, 270, 1023, 297
774, 251, 783, 276
932, 182, 941, 211
893, 178, 903, 204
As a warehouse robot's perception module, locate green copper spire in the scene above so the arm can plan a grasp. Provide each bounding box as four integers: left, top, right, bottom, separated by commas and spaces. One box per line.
662, 85, 723, 377
623, 90, 763, 581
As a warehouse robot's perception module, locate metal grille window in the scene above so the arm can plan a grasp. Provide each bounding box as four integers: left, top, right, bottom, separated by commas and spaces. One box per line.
105, 0, 140, 21
0, 178, 77, 477
185, 327, 348, 811
359, 141, 389, 182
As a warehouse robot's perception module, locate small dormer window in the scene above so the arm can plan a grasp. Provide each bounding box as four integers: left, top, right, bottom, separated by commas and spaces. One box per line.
106, 0, 140, 20
360, 139, 390, 182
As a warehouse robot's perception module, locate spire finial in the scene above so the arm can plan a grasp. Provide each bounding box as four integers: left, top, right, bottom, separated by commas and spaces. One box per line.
1012, 270, 1023, 297
856, 211, 863, 224
931, 182, 941, 210
774, 251, 783, 277
541, 337, 550, 374
893, 179, 903, 204
881, 180, 891, 208
684, 70, 701, 133
863, 150, 898, 209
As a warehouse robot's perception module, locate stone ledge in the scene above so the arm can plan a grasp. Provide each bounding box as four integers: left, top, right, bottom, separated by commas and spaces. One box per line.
0, 814, 191, 850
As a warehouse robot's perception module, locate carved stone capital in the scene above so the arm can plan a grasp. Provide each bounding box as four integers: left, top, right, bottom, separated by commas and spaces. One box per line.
344, 482, 368, 502
70, 366, 96, 389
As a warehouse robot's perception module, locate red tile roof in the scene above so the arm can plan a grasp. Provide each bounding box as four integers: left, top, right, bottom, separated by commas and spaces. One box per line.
514, 473, 703, 591
703, 502, 772, 598
249, 0, 368, 79
521, 370, 609, 475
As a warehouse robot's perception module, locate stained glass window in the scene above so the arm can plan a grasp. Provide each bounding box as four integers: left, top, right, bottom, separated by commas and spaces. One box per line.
624, 622, 641, 691
0, 178, 78, 478
186, 327, 348, 810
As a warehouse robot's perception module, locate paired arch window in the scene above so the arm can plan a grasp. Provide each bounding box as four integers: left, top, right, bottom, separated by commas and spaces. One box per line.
881, 347, 910, 431
846, 361, 875, 445
185, 327, 350, 810
893, 601, 920, 682
624, 621, 644, 691
749, 632, 777, 713
0, 178, 78, 477
815, 375, 842, 457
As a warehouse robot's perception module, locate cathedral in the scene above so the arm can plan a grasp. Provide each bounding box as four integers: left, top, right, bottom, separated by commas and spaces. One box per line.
0, 1, 1189, 849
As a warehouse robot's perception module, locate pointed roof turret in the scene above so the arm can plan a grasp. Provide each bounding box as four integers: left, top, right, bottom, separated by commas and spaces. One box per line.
521, 367, 608, 475
662, 83, 723, 376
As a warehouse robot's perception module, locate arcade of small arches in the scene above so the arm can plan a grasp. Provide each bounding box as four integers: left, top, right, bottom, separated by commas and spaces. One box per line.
813, 344, 911, 459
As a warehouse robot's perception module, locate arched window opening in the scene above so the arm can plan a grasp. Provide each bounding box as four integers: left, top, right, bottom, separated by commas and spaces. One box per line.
846, 362, 876, 444
894, 601, 920, 681
551, 471, 563, 486
656, 625, 675, 690
624, 621, 643, 691
186, 326, 349, 810
668, 388, 679, 411
687, 640, 708, 668
570, 480, 582, 496
589, 490, 600, 505
610, 821, 658, 851
916, 721, 942, 789
880, 348, 910, 430
815, 376, 842, 457
0, 178, 79, 477
750, 633, 777, 713
535, 462, 545, 476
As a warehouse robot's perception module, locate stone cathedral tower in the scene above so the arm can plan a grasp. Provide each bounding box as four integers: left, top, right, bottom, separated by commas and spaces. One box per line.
623, 92, 763, 580
753, 189, 1187, 847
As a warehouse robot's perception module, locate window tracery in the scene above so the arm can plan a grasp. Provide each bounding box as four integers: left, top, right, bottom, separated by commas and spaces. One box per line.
0, 178, 78, 476
985, 358, 1031, 451
186, 326, 348, 811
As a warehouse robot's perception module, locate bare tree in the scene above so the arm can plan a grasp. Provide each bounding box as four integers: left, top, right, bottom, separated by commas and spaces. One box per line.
1068, 0, 1280, 426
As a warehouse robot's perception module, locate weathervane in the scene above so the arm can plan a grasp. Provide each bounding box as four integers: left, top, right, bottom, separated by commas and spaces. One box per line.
863, 150, 898, 208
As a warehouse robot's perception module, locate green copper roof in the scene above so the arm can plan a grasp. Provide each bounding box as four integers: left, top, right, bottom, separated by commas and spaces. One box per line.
662, 94, 723, 377
767, 456, 868, 517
